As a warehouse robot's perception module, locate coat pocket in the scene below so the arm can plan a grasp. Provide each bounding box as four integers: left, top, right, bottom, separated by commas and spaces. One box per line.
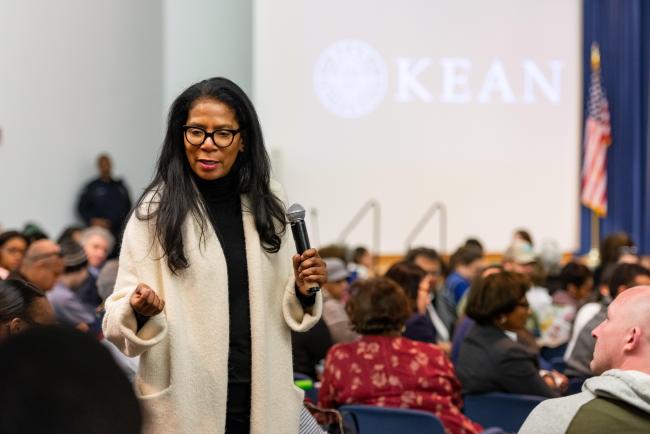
135, 381, 175, 434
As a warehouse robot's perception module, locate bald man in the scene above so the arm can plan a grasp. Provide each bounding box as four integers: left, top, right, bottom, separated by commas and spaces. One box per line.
520, 286, 650, 433
10, 240, 65, 292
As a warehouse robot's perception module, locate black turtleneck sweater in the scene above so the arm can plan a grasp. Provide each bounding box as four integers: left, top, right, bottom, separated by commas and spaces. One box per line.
193, 169, 252, 430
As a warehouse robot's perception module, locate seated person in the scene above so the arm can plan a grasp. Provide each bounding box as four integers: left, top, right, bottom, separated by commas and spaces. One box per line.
319, 277, 483, 434
385, 261, 437, 344
404, 246, 455, 340
46, 241, 96, 332
456, 272, 565, 398
292, 316, 333, 381
564, 263, 650, 378
0, 231, 28, 280
0, 326, 141, 434
446, 245, 483, 306
322, 258, 359, 344
451, 264, 503, 364
520, 286, 650, 433
0, 279, 55, 342
77, 227, 115, 308
537, 262, 593, 348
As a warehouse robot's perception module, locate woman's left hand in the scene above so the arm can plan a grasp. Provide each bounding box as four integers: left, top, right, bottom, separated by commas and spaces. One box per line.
293, 248, 327, 296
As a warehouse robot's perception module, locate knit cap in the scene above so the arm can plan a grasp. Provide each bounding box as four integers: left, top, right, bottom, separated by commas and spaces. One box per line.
60, 241, 88, 273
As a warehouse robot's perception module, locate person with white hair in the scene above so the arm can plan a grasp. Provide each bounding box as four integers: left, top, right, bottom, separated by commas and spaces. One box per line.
77, 227, 115, 307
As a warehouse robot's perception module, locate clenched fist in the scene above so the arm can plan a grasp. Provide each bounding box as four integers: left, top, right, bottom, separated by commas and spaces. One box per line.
130, 283, 165, 316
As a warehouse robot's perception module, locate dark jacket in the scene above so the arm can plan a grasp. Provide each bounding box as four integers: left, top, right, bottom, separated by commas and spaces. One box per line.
77, 178, 131, 237
456, 323, 558, 398
565, 308, 605, 378
404, 313, 437, 344
292, 317, 333, 380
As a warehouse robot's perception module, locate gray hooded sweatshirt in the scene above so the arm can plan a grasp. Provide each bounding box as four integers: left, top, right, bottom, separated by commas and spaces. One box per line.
519, 369, 650, 434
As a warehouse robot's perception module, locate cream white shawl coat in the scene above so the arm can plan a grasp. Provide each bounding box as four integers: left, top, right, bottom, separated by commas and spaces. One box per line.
103, 185, 322, 434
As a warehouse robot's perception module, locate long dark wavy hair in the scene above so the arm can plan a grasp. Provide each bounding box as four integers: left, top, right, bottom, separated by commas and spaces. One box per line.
136, 77, 286, 274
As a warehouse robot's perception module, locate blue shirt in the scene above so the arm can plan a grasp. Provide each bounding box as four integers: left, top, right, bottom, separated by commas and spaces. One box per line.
446, 271, 470, 305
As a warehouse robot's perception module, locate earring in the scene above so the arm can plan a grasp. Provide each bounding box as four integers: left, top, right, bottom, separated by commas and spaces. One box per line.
499, 316, 507, 325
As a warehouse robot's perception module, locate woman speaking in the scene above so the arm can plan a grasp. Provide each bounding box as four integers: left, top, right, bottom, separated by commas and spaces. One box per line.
103, 77, 326, 434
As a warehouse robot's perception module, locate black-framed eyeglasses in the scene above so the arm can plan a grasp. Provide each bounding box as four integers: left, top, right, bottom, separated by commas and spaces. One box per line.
182, 125, 240, 148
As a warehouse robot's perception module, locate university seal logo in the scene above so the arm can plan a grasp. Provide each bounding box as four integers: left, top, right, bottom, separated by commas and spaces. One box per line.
313, 40, 388, 119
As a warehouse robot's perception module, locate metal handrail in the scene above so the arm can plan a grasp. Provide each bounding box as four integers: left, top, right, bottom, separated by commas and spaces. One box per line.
337, 199, 381, 256
404, 202, 447, 253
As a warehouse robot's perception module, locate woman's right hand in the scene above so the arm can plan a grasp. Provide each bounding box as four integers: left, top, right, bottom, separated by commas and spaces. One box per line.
130, 283, 165, 316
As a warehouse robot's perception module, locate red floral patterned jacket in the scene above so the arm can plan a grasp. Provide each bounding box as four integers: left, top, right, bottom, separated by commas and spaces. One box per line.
319, 335, 482, 434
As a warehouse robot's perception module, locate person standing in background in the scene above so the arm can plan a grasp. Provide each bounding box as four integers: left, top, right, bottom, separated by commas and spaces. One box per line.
77, 153, 132, 251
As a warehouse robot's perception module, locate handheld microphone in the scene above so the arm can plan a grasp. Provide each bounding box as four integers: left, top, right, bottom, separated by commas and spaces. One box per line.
287, 203, 320, 294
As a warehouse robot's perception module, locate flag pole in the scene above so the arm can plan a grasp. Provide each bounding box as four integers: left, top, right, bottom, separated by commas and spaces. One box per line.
588, 211, 600, 265
586, 43, 602, 267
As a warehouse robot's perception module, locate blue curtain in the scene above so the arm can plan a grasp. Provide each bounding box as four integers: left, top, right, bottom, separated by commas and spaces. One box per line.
579, 0, 650, 254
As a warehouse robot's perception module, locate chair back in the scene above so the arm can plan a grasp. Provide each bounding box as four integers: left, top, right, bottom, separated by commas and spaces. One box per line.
340, 404, 446, 434
463, 392, 545, 432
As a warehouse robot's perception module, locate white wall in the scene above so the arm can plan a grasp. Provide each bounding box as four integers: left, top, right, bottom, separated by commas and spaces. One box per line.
0, 0, 254, 238
0, 0, 164, 236
162, 0, 252, 113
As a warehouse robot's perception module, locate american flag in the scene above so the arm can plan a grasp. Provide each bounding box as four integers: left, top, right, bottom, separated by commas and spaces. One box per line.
581, 44, 611, 217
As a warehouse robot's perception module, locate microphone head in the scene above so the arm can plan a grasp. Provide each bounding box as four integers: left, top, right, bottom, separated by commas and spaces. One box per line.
286, 203, 306, 223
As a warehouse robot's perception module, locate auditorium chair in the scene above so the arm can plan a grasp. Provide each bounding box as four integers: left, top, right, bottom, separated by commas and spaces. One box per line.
463, 392, 545, 432
339, 404, 446, 434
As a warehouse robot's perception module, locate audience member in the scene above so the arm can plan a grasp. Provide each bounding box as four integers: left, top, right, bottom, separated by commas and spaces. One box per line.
77, 226, 114, 307
537, 239, 563, 293
11, 239, 64, 292
385, 261, 439, 345
501, 239, 552, 337
445, 245, 483, 306
80, 226, 114, 271
520, 286, 650, 433
450, 265, 503, 363
502, 239, 536, 276
319, 277, 483, 434
322, 258, 359, 343
21, 222, 49, 244
0, 326, 141, 434
404, 246, 448, 290
77, 153, 132, 245
456, 272, 565, 397
0, 279, 55, 341
464, 237, 485, 254
348, 246, 373, 280
554, 262, 594, 308
404, 246, 455, 334
317, 244, 348, 263
594, 232, 634, 286
56, 225, 84, 245
0, 231, 28, 280
513, 228, 534, 247
46, 241, 96, 331
292, 317, 333, 381
532, 262, 593, 348
564, 263, 650, 378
